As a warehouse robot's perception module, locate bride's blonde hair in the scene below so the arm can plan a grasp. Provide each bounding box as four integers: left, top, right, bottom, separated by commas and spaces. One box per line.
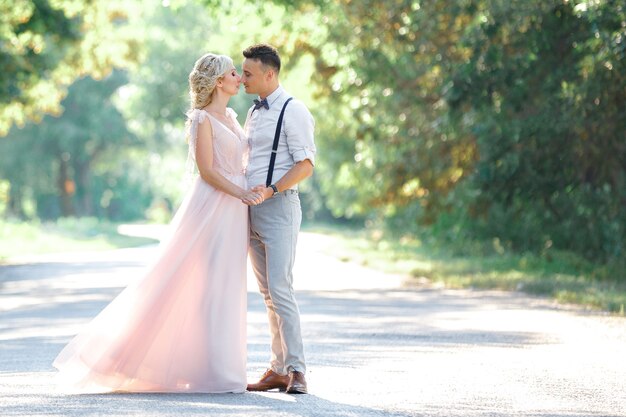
185, 53, 233, 143
188, 53, 233, 111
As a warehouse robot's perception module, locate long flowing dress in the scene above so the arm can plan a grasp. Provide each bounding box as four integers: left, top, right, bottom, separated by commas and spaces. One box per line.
53, 108, 249, 393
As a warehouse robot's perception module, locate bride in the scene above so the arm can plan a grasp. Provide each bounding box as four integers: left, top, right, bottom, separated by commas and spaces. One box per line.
53, 53, 262, 393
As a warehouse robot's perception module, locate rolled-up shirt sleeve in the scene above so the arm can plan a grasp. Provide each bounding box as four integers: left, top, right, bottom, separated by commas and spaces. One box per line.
284, 100, 316, 166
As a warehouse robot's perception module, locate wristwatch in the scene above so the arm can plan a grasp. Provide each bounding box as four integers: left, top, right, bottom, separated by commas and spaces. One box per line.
270, 184, 279, 197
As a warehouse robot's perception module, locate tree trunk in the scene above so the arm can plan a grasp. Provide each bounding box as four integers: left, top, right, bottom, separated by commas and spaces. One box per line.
58, 155, 75, 217
6, 182, 26, 219
75, 160, 93, 216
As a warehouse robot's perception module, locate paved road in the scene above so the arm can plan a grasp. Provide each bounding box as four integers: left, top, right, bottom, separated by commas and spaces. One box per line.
1, 232, 625, 416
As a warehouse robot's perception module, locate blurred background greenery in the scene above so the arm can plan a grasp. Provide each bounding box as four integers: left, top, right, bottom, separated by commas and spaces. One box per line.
1, 0, 624, 310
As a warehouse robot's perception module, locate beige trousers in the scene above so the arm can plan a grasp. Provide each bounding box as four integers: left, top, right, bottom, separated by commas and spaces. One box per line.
249, 190, 306, 374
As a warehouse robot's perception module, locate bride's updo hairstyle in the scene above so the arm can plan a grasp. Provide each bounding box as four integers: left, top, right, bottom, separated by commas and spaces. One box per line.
188, 53, 233, 111
185, 53, 233, 144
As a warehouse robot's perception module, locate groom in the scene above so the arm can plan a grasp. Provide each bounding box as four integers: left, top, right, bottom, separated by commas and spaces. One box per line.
241, 44, 316, 394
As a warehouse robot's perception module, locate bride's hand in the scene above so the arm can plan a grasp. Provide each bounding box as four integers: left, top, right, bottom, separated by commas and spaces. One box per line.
241, 189, 264, 206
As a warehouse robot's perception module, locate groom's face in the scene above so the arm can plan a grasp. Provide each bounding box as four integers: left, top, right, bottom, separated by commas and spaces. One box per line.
242, 58, 267, 95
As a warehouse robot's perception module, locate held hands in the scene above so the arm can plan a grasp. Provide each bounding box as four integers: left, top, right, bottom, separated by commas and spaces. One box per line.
241, 185, 273, 206
241, 188, 264, 206
253, 185, 274, 201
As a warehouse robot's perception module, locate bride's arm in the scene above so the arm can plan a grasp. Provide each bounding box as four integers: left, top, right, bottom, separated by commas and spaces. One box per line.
196, 119, 262, 205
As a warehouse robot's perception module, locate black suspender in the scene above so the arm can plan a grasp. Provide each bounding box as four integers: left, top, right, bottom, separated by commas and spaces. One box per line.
265, 97, 293, 187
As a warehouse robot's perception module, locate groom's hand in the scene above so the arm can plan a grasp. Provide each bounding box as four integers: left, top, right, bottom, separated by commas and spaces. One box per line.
252, 185, 273, 200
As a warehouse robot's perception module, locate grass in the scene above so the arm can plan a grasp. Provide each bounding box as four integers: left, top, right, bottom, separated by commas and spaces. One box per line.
0, 218, 158, 262
303, 223, 626, 316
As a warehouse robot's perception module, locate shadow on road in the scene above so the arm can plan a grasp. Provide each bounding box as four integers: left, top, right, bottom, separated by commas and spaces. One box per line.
2, 245, 625, 417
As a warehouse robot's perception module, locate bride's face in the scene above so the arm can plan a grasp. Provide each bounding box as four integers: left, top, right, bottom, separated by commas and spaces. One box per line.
219, 66, 241, 96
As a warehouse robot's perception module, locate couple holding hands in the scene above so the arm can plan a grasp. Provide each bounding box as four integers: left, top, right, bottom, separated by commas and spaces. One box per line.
53, 44, 315, 395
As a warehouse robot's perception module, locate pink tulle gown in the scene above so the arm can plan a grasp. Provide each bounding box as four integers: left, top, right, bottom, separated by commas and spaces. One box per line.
53, 108, 249, 393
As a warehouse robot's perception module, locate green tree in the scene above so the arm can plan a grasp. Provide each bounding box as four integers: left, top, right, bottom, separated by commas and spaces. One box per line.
269, 0, 477, 221
0, 71, 141, 219
0, 0, 142, 135
262, 0, 625, 264
448, 0, 626, 261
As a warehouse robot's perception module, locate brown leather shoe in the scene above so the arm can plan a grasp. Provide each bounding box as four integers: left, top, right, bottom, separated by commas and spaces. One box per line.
286, 370, 308, 394
247, 369, 289, 392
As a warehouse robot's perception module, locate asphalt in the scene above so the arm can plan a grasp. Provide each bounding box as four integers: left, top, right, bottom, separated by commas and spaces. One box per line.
1, 231, 625, 417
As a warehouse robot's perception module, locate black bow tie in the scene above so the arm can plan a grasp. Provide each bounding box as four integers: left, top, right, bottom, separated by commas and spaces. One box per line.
253, 98, 269, 110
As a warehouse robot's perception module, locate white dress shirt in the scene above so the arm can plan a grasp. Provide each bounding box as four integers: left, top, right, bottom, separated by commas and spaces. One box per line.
244, 85, 316, 189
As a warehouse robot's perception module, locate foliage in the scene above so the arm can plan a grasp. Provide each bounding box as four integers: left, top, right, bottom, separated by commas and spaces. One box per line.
0, 71, 147, 219
1, 0, 624, 276
263, 0, 477, 223
447, 0, 626, 262
1, 0, 234, 221
0, 0, 143, 135
264, 0, 626, 269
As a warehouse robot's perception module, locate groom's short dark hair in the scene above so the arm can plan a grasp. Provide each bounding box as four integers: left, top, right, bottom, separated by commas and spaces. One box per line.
243, 44, 281, 74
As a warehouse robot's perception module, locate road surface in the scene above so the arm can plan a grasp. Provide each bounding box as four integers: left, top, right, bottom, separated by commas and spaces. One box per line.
1, 231, 625, 416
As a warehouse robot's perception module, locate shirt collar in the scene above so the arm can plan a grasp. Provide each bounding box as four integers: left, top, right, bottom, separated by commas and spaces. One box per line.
262, 85, 285, 109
